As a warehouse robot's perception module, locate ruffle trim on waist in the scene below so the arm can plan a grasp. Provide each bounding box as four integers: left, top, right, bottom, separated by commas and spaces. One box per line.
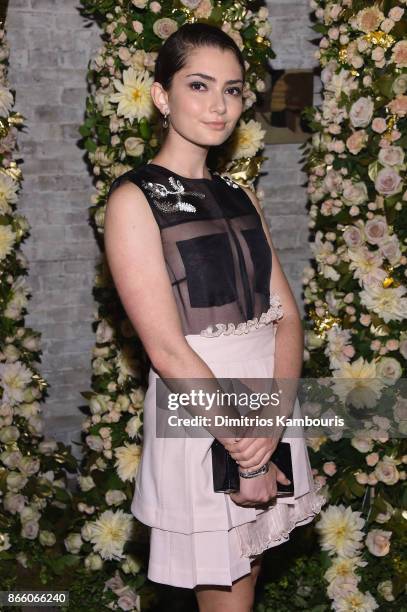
235, 485, 327, 558
199, 294, 284, 338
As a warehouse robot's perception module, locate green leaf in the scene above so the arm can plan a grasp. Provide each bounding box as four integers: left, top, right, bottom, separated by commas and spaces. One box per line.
84, 138, 97, 153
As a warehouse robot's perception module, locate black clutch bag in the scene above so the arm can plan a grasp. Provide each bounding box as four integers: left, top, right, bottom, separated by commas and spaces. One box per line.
211, 439, 294, 497
211, 438, 240, 493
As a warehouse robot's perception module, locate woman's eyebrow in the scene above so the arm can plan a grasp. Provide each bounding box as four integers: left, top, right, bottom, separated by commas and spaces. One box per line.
185, 72, 243, 84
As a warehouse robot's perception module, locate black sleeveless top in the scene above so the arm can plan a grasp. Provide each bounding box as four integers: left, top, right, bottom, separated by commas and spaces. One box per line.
108, 163, 283, 337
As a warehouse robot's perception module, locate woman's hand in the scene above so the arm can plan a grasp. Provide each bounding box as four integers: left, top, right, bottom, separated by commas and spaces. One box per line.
218, 436, 280, 471
229, 462, 291, 507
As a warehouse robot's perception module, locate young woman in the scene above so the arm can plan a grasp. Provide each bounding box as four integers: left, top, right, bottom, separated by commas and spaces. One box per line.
104, 22, 324, 612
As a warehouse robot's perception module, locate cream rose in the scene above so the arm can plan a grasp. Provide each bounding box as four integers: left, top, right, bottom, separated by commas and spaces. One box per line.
342, 181, 368, 206
124, 137, 144, 157
349, 97, 374, 128
377, 357, 402, 384
379, 236, 401, 265
374, 457, 399, 485
364, 216, 387, 244
323, 461, 337, 476
393, 74, 407, 95
153, 18, 178, 40
378, 146, 404, 167
343, 225, 364, 248
377, 580, 395, 602
374, 167, 403, 196
365, 529, 391, 557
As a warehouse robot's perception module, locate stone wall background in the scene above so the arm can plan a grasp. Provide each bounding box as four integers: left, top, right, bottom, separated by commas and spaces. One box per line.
6, 0, 319, 446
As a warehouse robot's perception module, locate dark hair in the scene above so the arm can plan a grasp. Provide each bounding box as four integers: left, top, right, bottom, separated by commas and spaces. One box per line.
154, 22, 246, 91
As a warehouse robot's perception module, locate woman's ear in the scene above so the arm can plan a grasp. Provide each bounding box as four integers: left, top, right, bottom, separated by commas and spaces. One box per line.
150, 81, 169, 116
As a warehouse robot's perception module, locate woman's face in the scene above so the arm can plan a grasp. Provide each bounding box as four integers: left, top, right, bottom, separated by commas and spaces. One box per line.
162, 46, 244, 147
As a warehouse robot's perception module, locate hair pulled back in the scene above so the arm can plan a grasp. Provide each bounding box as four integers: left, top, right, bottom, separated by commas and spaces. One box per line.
154, 22, 246, 91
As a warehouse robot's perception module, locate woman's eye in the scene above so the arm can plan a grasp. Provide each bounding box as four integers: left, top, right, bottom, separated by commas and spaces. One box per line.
227, 87, 242, 96
189, 81, 206, 91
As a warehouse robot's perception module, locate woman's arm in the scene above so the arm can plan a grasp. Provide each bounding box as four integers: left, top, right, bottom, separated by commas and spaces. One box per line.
104, 182, 241, 439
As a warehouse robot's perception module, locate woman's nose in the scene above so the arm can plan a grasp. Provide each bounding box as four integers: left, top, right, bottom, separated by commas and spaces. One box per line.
209, 91, 227, 114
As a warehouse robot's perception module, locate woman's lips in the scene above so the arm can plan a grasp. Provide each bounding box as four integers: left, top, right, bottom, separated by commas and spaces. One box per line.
205, 122, 226, 130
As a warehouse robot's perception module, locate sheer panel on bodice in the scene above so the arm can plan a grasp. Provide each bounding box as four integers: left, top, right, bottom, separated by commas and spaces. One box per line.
108, 162, 284, 337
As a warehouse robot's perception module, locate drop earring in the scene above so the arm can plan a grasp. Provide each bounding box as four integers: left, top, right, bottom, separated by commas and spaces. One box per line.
162, 112, 169, 129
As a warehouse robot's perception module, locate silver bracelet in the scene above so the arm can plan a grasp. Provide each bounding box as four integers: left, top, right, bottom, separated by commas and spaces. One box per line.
238, 462, 269, 479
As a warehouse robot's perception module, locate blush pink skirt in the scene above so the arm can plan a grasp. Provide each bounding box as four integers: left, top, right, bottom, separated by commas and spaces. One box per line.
131, 323, 325, 589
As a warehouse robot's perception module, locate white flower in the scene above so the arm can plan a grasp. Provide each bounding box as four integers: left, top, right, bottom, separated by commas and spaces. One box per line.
21, 520, 39, 540
0, 361, 32, 404
96, 319, 115, 344
348, 247, 385, 287
364, 216, 388, 245
375, 500, 394, 524
39, 530, 56, 547
78, 475, 96, 492
117, 586, 141, 611
124, 137, 144, 157
229, 119, 265, 160
378, 146, 404, 167
3, 492, 25, 514
342, 181, 368, 206
125, 414, 142, 438
121, 554, 142, 575
84, 553, 103, 571
349, 97, 374, 128
152, 17, 178, 39
374, 456, 399, 485
365, 529, 391, 557
64, 532, 83, 554
360, 283, 407, 323
332, 589, 378, 611
6, 472, 28, 491
0, 224, 16, 262
85, 435, 104, 453
110, 68, 154, 122
114, 443, 142, 482
88, 509, 133, 560
377, 580, 395, 602
0, 86, 13, 116
332, 357, 384, 409
343, 225, 364, 248
376, 357, 402, 384
316, 504, 365, 558
375, 167, 403, 196
325, 556, 367, 584
325, 327, 355, 369
105, 490, 127, 506
38, 440, 58, 455
351, 432, 374, 454
0, 425, 20, 444
379, 236, 402, 265
0, 533, 11, 551
0, 172, 18, 213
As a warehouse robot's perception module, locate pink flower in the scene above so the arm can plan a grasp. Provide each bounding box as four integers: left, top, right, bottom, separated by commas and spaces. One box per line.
323, 461, 337, 476
388, 95, 407, 117
374, 167, 403, 196
366, 452, 379, 466
372, 118, 387, 133
346, 130, 367, 154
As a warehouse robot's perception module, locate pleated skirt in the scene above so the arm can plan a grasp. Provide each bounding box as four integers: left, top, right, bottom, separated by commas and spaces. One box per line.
131, 323, 325, 589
